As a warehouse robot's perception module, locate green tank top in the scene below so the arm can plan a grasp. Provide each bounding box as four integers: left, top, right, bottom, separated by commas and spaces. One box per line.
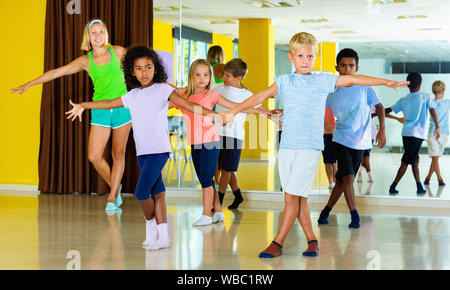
88, 45, 128, 101
212, 62, 224, 84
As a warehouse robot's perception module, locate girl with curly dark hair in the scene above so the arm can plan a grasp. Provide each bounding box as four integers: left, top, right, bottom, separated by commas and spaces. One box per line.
66, 46, 218, 251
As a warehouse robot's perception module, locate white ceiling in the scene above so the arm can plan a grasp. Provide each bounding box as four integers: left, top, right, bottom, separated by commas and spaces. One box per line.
154, 0, 450, 62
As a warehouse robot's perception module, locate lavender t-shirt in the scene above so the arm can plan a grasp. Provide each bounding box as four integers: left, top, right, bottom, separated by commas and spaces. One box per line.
121, 83, 174, 156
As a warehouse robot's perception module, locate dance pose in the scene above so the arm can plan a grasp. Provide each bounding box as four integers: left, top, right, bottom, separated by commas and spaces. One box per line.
218, 33, 408, 258
67, 46, 217, 250
12, 19, 130, 211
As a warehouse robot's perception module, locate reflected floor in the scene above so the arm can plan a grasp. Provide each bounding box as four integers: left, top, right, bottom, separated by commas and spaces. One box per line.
163, 153, 450, 199
1, 192, 450, 270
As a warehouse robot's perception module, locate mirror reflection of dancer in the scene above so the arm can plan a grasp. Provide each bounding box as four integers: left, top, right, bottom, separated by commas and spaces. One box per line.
11, 19, 130, 211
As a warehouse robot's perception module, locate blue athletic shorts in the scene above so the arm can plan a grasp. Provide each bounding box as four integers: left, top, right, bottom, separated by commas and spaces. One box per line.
135, 153, 169, 200
91, 107, 132, 129
218, 136, 243, 172
191, 142, 220, 188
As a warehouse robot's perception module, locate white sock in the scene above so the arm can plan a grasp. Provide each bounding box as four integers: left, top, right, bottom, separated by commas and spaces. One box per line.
156, 223, 170, 248
143, 218, 157, 246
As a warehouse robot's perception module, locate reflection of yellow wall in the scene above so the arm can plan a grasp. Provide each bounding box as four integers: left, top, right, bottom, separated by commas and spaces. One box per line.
0, 0, 46, 185
239, 19, 275, 160
0, 195, 39, 269
153, 20, 180, 117
210, 33, 234, 63
313, 42, 337, 74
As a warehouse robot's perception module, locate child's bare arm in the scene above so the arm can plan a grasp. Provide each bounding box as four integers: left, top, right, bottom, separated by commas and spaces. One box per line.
374, 103, 386, 148
169, 91, 216, 116
336, 75, 409, 90
66, 98, 124, 122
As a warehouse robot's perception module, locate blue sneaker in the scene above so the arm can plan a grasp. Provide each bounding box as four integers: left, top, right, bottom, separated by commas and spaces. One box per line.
105, 202, 119, 212
115, 184, 123, 207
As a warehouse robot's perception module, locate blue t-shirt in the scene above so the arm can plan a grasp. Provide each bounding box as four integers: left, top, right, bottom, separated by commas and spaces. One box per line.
275, 73, 338, 150
429, 98, 450, 136
326, 86, 381, 150
391, 91, 436, 140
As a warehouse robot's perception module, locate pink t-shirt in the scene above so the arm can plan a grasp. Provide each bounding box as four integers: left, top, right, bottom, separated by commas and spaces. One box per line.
175, 90, 220, 145
324, 107, 336, 134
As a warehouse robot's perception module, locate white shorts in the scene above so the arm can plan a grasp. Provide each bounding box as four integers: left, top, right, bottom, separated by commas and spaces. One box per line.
427, 133, 448, 157
278, 149, 321, 197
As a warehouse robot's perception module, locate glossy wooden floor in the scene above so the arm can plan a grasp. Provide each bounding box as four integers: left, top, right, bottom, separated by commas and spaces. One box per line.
1, 192, 450, 270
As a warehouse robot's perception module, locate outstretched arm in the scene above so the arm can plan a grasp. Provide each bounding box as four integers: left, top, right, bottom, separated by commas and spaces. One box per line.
336, 75, 409, 90
11, 56, 89, 96
66, 98, 124, 122
169, 91, 216, 116
218, 83, 278, 125
217, 95, 267, 115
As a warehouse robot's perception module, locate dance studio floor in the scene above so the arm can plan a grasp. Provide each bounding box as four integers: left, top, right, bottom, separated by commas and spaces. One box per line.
1, 190, 450, 270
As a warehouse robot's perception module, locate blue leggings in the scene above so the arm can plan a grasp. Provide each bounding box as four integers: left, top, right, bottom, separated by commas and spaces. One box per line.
135, 153, 169, 201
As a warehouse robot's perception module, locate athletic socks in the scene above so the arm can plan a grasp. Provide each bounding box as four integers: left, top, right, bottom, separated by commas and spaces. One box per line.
143, 218, 157, 246
228, 189, 244, 209
417, 182, 426, 194
259, 241, 283, 258
318, 206, 332, 224
302, 240, 319, 257
348, 210, 360, 229
218, 192, 225, 205
146, 223, 171, 251
389, 182, 399, 194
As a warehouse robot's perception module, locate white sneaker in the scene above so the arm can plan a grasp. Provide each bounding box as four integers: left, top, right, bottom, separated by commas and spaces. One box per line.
328, 183, 335, 189
145, 239, 171, 251
212, 211, 225, 223
193, 215, 213, 226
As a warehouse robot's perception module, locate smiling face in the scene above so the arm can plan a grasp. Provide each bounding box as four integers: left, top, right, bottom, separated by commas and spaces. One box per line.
133, 57, 155, 88
88, 23, 107, 48
336, 57, 359, 76
288, 45, 317, 75
193, 64, 211, 90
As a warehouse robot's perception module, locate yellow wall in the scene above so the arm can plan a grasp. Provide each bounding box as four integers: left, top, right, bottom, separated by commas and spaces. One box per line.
0, 0, 47, 185
209, 33, 234, 63
239, 19, 276, 160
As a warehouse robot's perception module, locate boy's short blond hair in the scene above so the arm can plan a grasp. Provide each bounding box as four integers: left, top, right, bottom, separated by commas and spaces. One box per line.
432, 80, 446, 95
289, 32, 318, 54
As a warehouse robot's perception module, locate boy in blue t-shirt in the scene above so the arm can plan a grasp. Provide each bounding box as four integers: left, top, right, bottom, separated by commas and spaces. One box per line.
317, 48, 386, 229
385, 72, 440, 194
425, 80, 449, 186
217, 32, 409, 259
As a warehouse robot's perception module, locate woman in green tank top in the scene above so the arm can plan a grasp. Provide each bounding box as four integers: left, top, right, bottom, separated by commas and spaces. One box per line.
11, 19, 130, 211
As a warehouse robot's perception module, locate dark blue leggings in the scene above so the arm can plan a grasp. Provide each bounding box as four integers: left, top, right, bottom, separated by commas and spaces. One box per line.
135, 153, 169, 201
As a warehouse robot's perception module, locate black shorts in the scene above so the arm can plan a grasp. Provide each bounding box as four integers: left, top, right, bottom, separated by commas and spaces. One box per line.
322, 134, 337, 164
401, 136, 423, 164
333, 142, 364, 181
217, 136, 243, 172
363, 140, 374, 157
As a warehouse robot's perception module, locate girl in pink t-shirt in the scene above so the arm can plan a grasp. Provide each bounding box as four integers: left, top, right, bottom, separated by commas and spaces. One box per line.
172, 59, 264, 226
